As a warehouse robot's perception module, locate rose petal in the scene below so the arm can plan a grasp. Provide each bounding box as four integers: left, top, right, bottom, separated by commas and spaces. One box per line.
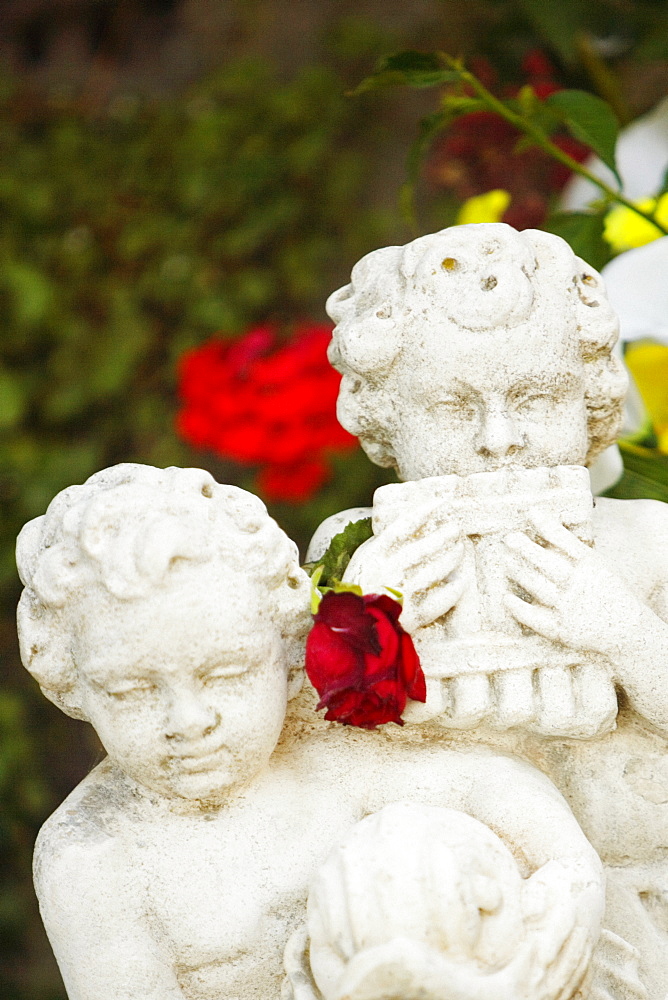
363, 593, 402, 625
314, 591, 380, 655
401, 632, 426, 703
323, 687, 404, 729
362, 608, 400, 680
305, 621, 362, 696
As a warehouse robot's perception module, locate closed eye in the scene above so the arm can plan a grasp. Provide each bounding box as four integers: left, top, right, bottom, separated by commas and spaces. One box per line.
514, 392, 554, 410
429, 398, 478, 419
106, 683, 157, 700
200, 665, 249, 684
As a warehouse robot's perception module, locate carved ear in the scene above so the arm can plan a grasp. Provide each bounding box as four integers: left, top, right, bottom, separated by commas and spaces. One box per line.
16, 516, 44, 588
17, 591, 84, 718
573, 260, 622, 355
325, 283, 353, 325
334, 314, 402, 377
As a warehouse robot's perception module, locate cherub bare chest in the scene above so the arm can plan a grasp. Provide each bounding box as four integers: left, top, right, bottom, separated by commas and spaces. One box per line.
124, 780, 360, 994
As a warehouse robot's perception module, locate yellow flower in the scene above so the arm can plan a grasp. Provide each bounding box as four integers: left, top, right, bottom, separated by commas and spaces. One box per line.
604, 194, 668, 252
625, 341, 668, 451
456, 189, 511, 226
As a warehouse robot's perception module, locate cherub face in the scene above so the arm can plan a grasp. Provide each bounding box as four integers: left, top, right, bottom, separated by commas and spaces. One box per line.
390, 322, 588, 480
72, 564, 288, 804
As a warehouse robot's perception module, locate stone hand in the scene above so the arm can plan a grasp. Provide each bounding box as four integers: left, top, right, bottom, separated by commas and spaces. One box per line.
502, 512, 643, 664
344, 501, 467, 632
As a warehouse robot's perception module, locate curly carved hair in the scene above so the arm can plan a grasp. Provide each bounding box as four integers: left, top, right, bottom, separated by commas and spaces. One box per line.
326, 223, 627, 470
16, 464, 310, 719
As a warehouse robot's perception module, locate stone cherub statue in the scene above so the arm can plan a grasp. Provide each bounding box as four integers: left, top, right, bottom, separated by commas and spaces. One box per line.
17, 462, 605, 999
306, 221, 668, 997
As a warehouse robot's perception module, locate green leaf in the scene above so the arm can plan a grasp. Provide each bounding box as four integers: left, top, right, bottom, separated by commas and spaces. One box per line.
309, 565, 324, 613
543, 212, 612, 272
303, 517, 373, 588
545, 90, 621, 185
352, 51, 461, 95
603, 443, 668, 502
331, 580, 363, 596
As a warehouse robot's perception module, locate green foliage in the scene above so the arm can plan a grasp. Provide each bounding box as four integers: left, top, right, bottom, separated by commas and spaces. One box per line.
604, 443, 668, 503
0, 59, 398, 601
544, 89, 621, 183
352, 50, 668, 243
0, 57, 401, 999
303, 516, 373, 587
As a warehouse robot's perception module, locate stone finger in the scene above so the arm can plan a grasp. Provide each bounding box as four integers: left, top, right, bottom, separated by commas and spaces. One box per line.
505, 531, 571, 585
402, 529, 465, 575
444, 673, 493, 728
504, 594, 557, 640
532, 665, 577, 736
407, 546, 466, 592
378, 502, 460, 554
569, 662, 618, 738
505, 551, 561, 607
491, 668, 536, 729
529, 511, 588, 561
403, 576, 467, 629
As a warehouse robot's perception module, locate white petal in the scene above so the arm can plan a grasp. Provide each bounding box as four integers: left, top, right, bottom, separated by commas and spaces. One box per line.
603, 237, 668, 345
588, 445, 623, 495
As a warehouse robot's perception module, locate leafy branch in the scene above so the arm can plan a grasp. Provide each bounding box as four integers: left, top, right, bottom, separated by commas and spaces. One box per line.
353, 51, 668, 237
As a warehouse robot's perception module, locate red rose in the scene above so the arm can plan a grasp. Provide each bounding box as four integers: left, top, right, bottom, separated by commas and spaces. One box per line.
305, 590, 426, 730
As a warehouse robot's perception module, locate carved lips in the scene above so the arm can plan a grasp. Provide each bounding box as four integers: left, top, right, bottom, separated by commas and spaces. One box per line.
305, 591, 426, 729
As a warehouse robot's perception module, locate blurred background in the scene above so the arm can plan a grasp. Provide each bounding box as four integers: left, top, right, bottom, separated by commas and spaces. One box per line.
3, 2, 668, 996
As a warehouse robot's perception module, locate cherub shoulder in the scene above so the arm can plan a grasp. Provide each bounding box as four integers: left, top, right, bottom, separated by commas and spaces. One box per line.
593, 497, 668, 603
593, 496, 668, 554
33, 759, 129, 907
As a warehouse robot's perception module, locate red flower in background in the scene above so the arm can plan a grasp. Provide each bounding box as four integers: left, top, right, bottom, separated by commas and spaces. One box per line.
428, 50, 590, 229
305, 590, 426, 729
176, 323, 357, 502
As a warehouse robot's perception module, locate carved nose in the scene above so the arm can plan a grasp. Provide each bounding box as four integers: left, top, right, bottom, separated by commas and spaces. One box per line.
475, 410, 523, 459
164, 689, 219, 741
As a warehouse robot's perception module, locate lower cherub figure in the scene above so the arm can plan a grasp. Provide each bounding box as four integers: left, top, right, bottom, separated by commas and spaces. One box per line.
18, 463, 603, 1000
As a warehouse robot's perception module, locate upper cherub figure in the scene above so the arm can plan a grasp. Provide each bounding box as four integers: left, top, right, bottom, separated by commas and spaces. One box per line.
308, 224, 668, 746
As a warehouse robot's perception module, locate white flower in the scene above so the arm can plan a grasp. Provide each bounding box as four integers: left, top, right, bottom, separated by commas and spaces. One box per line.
602, 236, 668, 345
588, 238, 668, 492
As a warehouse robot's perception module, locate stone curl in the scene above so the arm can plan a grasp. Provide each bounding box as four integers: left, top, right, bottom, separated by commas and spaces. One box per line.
326, 223, 627, 470
16, 464, 310, 718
